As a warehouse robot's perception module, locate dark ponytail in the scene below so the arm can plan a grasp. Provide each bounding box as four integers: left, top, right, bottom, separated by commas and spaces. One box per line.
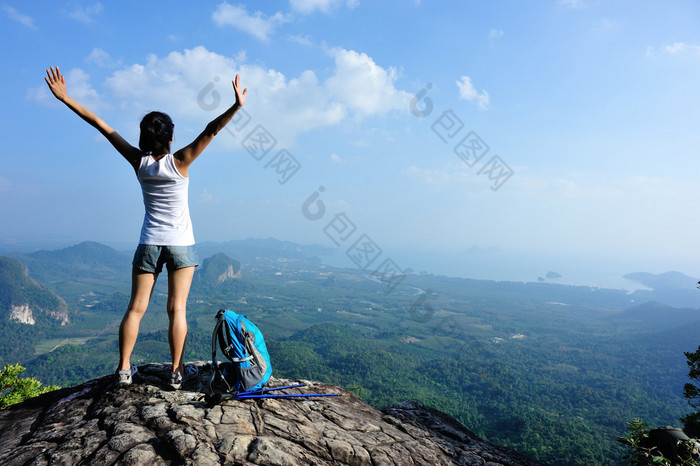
139, 111, 174, 155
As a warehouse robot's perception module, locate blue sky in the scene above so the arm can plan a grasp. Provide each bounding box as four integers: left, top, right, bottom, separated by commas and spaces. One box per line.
3, 0, 700, 286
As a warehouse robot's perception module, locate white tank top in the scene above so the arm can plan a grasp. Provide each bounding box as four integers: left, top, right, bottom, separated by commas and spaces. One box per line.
136, 153, 195, 246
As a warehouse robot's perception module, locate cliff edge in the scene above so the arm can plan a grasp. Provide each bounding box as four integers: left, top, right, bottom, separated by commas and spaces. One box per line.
0, 362, 541, 465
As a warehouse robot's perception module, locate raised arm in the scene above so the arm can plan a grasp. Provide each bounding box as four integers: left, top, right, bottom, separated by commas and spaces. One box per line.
45, 66, 141, 168
174, 74, 247, 174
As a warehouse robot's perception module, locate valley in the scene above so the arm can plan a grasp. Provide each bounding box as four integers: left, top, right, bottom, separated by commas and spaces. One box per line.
1, 240, 699, 465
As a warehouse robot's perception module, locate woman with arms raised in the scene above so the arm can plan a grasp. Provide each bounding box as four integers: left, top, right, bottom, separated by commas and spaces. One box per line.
45, 66, 247, 389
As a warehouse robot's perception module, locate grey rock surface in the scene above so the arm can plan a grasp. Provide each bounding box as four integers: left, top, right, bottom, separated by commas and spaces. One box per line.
0, 363, 542, 465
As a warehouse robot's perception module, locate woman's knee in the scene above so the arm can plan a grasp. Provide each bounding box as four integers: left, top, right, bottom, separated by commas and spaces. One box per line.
126, 299, 149, 317
167, 303, 187, 318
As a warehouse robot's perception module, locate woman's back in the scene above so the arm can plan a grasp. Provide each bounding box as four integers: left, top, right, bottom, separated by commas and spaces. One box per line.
137, 153, 193, 246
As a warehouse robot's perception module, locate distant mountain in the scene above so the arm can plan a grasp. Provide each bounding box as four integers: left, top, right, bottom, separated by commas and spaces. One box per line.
537, 272, 562, 282
0, 256, 68, 325
27, 241, 128, 266
12, 241, 131, 288
624, 271, 698, 290
609, 301, 700, 332
192, 252, 244, 293
197, 238, 331, 263
624, 271, 700, 308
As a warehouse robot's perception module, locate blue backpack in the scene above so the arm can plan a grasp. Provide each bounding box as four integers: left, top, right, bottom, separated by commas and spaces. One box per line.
209, 309, 272, 396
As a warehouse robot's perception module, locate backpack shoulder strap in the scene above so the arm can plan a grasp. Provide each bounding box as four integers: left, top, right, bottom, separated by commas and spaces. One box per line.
212, 310, 228, 367
210, 310, 235, 395
215, 310, 252, 363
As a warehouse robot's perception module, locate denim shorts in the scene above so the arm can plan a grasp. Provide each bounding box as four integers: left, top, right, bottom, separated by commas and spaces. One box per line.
132, 244, 200, 274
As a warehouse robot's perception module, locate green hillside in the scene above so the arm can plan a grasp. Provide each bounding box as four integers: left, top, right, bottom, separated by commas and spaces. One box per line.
3, 240, 699, 465
0, 256, 69, 365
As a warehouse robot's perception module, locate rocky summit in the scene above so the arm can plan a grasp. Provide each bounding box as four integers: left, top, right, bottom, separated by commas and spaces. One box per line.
0, 363, 541, 465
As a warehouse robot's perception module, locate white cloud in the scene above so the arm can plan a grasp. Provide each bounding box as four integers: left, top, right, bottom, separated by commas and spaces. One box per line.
290, 0, 335, 13
646, 42, 700, 59
336, 199, 351, 210
212, 2, 289, 42
288, 33, 313, 47
290, 0, 357, 14
488, 28, 503, 40
325, 48, 411, 116
401, 160, 480, 189
29, 68, 100, 108
85, 45, 408, 147
511, 172, 678, 203
663, 42, 700, 56
456, 76, 490, 110
67, 3, 103, 24
330, 153, 344, 163
3, 5, 36, 29
403, 162, 681, 205
86, 48, 120, 68
236, 65, 346, 142
104, 46, 241, 121
34, 46, 408, 146
488, 29, 504, 48
558, 0, 586, 9
66, 69, 100, 103
403, 165, 465, 186
200, 189, 219, 203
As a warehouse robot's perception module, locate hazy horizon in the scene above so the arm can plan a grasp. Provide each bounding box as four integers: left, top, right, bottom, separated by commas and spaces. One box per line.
2, 235, 696, 294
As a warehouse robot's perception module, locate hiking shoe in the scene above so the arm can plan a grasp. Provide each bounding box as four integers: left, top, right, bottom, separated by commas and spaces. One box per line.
169, 364, 198, 390
116, 365, 138, 387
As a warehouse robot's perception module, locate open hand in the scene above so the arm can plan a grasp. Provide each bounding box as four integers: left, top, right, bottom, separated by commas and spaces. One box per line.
232, 74, 247, 107
45, 66, 68, 102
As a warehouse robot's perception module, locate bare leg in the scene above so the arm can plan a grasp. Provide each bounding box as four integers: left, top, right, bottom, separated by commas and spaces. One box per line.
119, 269, 158, 371
167, 266, 195, 375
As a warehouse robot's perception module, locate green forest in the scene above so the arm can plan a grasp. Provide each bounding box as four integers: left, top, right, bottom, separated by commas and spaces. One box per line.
1, 240, 699, 465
